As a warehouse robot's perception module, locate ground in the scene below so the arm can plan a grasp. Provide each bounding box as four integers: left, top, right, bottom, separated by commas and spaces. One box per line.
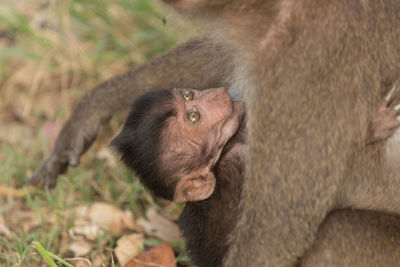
0, 1, 192, 266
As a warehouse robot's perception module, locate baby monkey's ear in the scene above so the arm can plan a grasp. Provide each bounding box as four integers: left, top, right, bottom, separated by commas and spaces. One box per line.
173, 168, 216, 203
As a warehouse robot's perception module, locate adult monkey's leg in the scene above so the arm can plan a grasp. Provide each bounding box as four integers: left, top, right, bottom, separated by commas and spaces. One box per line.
26, 37, 232, 188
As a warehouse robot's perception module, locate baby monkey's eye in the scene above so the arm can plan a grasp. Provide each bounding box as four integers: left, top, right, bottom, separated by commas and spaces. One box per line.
187, 111, 200, 124
181, 90, 194, 101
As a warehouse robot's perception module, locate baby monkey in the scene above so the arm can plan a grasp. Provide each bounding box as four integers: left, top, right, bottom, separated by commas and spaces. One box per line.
112, 87, 400, 267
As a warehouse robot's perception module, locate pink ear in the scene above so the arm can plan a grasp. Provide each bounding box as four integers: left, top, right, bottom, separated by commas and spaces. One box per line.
173, 171, 216, 203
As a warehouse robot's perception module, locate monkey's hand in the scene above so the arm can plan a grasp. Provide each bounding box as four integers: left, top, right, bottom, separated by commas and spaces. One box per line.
367, 100, 400, 144
25, 113, 100, 188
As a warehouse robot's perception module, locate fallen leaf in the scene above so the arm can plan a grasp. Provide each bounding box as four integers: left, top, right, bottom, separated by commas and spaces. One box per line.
92, 254, 108, 267
115, 233, 144, 266
69, 224, 101, 241
125, 243, 177, 267
68, 239, 93, 257
69, 202, 141, 241
70, 258, 92, 267
137, 209, 182, 243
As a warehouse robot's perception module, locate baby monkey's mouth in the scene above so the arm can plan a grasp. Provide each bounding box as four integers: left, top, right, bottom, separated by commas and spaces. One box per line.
227, 88, 243, 102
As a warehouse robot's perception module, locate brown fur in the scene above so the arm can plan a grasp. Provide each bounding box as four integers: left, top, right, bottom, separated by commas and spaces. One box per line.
302, 210, 400, 267
184, 1, 400, 266
112, 87, 400, 267
29, 1, 400, 266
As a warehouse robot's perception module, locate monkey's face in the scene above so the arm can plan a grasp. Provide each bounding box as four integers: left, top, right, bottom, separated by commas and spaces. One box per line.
170, 87, 242, 149
160, 87, 244, 203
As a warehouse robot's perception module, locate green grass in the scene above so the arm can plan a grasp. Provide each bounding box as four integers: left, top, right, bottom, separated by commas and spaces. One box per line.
0, 133, 153, 265
0, 0, 183, 123
0, 0, 190, 266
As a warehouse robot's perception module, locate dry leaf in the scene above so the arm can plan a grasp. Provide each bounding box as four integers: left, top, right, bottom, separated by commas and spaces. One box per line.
137, 209, 182, 243
115, 233, 144, 266
74, 260, 92, 267
69, 224, 101, 241
69, 202, 141, 240
92, 254, 108, 267
68, 239, 93, 257
125, 243, 177, 267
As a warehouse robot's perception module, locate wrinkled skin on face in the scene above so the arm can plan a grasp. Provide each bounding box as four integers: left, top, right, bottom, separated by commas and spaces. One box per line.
160, 87, 244, 203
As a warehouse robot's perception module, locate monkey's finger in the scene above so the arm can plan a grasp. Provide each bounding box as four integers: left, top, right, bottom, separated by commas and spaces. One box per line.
390, 104, 400, 120
67, 152, 80, 167
67, 131, 98, 167
67, 137, 86, 167
386, 120, 400, 130
25, 171, 44, 188
392, 104, 400, 116
25, 157, 52, 187
376, 101, 389, 112
379, 104, 400, 118
44, 162, 68, 189
25, 153, 66, 189
386, 82, 400, 106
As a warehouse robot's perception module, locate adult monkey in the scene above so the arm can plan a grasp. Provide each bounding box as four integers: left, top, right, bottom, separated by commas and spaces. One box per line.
219, 1, 400, 265
27, 1, 400, 266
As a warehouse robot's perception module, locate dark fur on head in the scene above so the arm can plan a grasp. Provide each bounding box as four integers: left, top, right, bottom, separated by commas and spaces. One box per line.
112, 88, 227, 201
111, 89, 177, 200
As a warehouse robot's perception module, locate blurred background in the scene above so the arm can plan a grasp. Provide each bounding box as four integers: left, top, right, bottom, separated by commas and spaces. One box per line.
0, 0, 192, 266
